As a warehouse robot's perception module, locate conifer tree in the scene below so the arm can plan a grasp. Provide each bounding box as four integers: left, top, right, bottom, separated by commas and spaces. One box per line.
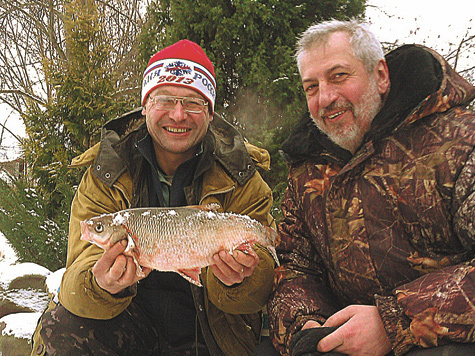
23, 0, 135, 219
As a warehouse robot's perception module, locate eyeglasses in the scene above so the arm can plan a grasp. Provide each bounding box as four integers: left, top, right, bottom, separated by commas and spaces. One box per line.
148, 95, 208, 113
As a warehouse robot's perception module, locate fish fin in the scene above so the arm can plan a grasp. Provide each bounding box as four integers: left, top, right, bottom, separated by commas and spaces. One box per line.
126, 233, 143, 277
121, 224, 140, 258
234, 239, 280, 267
178, 268, 202, 287
121, 226, 145, 277
124, 235, 135, 253
135, 263, 145, 278
232, 242, 254, 255
129, 249, 145, 278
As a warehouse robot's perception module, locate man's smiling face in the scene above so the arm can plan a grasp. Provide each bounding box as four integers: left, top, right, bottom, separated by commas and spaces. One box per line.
300, 31, 388, 153
142, 85, 212, 171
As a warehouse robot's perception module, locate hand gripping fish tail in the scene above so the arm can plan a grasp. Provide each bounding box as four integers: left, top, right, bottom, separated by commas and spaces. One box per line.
80, 205, 279, 285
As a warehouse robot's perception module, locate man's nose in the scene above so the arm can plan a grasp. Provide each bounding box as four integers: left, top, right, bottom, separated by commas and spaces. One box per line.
318, 82, 338, 109
169, 99, 187, 120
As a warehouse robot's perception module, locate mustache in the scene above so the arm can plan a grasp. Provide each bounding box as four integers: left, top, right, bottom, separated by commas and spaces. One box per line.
318, 101, 354, 118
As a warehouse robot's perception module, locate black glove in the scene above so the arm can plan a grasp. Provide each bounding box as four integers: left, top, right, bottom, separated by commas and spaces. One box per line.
289, 326, 345, 356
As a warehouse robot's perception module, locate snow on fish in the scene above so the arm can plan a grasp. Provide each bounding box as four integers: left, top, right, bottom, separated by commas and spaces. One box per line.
80, 205, 278, 286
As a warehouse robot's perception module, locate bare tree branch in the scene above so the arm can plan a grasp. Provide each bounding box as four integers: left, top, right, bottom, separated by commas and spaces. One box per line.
0, 89, 46, 106
445, 32, 475, 70
0, 0, 147, 122
0, 121, 23, 144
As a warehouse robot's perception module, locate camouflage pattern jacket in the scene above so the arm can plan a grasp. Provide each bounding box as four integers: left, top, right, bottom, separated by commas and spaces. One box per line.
268, 45, 475, 355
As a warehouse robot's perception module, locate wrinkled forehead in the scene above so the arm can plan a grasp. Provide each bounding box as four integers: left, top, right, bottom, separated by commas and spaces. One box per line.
298, 32, 356, 71
300, 36, 363, 76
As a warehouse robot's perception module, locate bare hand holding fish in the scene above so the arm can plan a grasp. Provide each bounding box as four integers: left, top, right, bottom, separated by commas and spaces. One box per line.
93, 239, 152, 295
81, 205, 278, 288
210, 248, 260, 286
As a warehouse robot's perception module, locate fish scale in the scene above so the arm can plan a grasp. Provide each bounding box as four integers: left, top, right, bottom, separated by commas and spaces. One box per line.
80, 205, 278, 286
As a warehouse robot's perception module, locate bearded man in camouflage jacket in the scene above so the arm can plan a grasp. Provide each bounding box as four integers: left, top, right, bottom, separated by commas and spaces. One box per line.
267, 19, 475, 356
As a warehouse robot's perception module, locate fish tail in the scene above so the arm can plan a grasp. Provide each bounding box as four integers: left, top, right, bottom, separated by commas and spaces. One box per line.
265, 226, 278, 244
267, 245, 280, 266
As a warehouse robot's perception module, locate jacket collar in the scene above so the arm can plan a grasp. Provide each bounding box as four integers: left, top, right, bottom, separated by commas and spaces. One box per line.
279, 113, 352, 166
92, 110, 256, 187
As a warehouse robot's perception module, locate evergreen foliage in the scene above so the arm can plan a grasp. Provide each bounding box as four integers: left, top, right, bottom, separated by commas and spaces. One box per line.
0, 174, 69, 271
22, 0, 121, 222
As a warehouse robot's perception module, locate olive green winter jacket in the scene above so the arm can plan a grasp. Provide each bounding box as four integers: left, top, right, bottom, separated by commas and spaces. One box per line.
32, 110, 276, 356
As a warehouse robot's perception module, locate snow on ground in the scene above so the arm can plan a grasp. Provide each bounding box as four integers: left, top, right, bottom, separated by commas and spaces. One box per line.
0, 232, 65, 344
0, 263, 50, 290
45, 268, 65, 301
0, 268, 64, 344
0, 288, 49, 314
0, 312, 42, 339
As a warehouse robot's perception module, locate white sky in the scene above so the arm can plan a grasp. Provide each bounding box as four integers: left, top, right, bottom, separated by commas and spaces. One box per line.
0, 109, 24, 161
366, 0, 474, 71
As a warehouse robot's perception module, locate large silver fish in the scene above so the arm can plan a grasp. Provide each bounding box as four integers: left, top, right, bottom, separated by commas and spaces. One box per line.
80, 205, 278, 286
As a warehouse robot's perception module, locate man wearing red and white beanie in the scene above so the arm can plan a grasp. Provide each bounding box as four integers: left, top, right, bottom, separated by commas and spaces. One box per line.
32, 39, 276, 356
142, 39, 216, 113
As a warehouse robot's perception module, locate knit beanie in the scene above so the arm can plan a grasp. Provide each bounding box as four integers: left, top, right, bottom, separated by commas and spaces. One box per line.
141, 39, 216, 113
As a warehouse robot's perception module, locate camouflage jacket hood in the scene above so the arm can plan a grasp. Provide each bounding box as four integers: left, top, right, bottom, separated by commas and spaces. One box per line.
51, 110, 275, 356
269, 45, 475, 355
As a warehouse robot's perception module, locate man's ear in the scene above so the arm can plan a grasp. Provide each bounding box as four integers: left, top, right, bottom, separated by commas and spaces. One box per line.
375, 59, 390, 95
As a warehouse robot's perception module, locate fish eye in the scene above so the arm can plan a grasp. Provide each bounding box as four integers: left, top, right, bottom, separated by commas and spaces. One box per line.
94, 223, 104, 233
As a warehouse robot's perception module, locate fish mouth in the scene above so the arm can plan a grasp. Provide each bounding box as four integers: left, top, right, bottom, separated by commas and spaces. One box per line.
79, 220, 89, 241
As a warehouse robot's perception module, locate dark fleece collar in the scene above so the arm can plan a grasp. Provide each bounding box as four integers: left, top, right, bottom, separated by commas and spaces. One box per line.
281, 44, 443, 165
367, 44, 442, 142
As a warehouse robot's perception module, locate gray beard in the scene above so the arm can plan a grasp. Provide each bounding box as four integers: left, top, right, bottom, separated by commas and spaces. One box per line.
311, 79, 382, 154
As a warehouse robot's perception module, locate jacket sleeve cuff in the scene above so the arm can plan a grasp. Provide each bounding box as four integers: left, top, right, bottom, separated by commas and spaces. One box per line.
82, 269, 136, 318
375, 294, 416, 356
